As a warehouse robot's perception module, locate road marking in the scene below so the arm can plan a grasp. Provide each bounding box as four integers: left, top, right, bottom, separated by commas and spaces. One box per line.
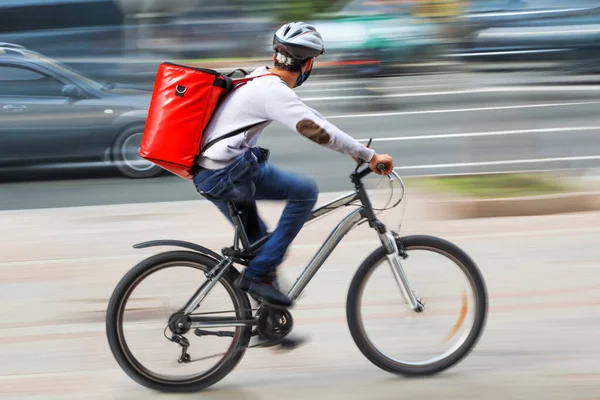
298, 84, 445, 94
357, 127, 600, 142
301, 79, 374, 87
325, 101, 600, 119
394, 155, 600, 170
305, 86, 600, 101
468, 7, 588, 19
453, 49, 569, 57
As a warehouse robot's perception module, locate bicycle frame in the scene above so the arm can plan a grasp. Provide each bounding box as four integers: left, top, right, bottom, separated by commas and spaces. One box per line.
182, 167, 421, 327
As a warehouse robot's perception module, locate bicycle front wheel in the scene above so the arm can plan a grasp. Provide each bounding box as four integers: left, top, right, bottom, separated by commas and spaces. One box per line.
347, 235, 487, 376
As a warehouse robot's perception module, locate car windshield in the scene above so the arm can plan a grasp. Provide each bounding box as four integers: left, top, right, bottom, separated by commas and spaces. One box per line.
34, 54, 106, 91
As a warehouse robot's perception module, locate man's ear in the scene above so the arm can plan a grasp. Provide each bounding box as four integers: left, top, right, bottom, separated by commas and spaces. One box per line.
273, 54, 277, 63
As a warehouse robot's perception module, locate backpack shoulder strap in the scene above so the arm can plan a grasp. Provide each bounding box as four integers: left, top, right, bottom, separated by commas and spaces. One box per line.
200, 120, 268, 155
226, 68, 249, 77
230, 73, 279, 90
200, 73, 277, 156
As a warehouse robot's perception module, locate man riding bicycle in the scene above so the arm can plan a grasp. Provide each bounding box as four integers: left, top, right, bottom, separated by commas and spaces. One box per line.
193, 21, 394, 309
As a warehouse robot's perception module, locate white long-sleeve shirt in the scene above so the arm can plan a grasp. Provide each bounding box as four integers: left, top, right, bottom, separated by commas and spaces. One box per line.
197, 66, 375, 170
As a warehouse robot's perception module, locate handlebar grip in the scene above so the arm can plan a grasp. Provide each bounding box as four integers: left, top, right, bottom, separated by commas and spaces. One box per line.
355, 162, 388, 181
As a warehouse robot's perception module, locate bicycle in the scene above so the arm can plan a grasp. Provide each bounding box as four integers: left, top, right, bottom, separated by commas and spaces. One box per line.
106, 155, 488, 393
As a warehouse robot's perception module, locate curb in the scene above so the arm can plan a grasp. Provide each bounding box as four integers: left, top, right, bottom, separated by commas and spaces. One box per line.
430, 191, 600, 219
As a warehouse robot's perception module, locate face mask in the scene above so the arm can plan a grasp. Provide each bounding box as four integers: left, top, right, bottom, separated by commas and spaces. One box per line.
294, 67, 312, 88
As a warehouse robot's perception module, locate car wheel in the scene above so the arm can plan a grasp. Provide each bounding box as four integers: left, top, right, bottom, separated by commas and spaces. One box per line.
112, 125, 162, 179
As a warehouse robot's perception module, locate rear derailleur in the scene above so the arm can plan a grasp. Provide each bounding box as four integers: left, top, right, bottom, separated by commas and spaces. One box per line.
167, 311, 193, 363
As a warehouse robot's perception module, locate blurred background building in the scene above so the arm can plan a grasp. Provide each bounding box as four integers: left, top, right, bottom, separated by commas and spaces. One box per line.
3, 0, 600, 83
2, 0, 600, 179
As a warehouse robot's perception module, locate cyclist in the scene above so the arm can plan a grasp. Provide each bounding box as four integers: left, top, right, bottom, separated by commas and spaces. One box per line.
193, 21, 394, 308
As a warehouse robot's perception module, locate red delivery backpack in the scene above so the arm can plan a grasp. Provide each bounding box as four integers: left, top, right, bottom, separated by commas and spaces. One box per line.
139, 62, 274, 180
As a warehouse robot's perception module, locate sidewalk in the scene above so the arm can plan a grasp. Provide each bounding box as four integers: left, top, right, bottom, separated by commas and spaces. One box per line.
1, 190, 600, 399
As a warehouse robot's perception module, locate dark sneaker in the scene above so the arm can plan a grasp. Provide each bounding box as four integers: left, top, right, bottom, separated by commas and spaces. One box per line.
236, 273, 293, 308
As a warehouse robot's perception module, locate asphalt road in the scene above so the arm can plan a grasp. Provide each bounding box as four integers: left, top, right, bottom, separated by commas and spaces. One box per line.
2, 69, 600, 210
1, 194, 599, 399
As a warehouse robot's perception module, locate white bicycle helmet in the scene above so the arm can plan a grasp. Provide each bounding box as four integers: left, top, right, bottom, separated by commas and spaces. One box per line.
272, 21, 325, 64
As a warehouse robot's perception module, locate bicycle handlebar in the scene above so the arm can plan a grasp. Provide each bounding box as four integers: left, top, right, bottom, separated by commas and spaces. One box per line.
354, 162, 387, 181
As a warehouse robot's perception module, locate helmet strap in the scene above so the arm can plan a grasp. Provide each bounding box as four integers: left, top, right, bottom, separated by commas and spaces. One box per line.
293, 60, 313, 88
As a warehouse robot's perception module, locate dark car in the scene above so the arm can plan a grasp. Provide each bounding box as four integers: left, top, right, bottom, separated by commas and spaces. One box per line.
454, 0, 600, 70
0, 0, 126, 81
0, 43, 162, 178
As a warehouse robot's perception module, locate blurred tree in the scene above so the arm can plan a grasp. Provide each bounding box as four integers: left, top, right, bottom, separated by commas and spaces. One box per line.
236, 0, 350, 21
277, 0, 345, 21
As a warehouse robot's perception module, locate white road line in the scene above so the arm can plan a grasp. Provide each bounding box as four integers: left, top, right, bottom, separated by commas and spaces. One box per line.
298, 84, 445, 93
357, 127, 600, 142
394, 155, 600, 170
302, 79, 374, 87
399, 167, 569, 178
304, 86, 600, 101
325, 101, 600, 119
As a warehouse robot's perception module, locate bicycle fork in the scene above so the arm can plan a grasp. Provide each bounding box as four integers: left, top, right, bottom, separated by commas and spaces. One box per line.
379, 231, 424, 313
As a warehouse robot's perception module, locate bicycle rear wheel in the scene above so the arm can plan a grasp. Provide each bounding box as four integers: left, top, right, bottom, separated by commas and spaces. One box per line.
347, 235, 487, 376
106, 251, 252, 392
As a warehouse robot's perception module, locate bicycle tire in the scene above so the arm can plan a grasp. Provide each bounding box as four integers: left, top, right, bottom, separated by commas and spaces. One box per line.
106, 250, 252, 392
346, 234, 488, 376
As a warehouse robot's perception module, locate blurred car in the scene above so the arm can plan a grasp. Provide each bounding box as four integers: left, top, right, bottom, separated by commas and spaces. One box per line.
0, 0, 274, 85
453, 0, 600, 71
0, 0, 126, 81
297, 0, 462, 77
0, 43, 162, 178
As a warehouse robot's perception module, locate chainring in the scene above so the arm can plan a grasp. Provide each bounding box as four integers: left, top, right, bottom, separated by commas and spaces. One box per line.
257, 306, 293, 341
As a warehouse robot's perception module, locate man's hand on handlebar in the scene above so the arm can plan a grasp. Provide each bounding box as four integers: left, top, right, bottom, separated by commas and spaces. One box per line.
352, 140, 394, 175
369, 153, 394, 175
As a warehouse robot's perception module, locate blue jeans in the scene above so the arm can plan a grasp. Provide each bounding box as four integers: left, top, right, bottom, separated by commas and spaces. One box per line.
193, 148, 318, 280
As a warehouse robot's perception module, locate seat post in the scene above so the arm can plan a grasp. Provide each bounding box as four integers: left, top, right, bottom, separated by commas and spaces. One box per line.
227, 202, 251, 250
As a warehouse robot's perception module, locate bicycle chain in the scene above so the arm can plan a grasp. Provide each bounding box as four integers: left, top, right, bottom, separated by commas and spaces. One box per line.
177, 336, 283, 364
169, 305, 284, 364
